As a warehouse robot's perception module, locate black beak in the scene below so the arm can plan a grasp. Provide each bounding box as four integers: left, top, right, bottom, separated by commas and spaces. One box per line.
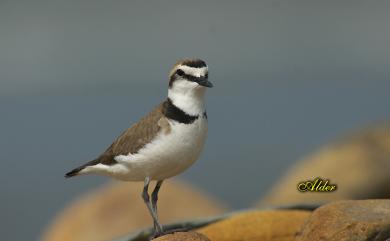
197, 77, 213, 88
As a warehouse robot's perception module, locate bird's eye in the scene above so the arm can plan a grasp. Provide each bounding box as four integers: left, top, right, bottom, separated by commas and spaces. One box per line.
176, 69, 185, 76
205, 73, 209, 78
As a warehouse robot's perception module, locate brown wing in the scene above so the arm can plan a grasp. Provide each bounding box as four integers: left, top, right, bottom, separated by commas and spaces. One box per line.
65, 101, 171, 178
95, 102, 166, 165
65, 102, 168, 178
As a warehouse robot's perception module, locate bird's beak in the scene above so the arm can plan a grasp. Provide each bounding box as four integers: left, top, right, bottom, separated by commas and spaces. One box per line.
197, 77, 213, 88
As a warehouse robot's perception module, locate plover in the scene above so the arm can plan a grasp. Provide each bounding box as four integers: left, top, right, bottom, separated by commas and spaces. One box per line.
65, 59, 212, 237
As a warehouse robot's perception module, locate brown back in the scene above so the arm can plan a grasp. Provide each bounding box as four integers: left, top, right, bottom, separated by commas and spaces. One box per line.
96, 102, 165, 165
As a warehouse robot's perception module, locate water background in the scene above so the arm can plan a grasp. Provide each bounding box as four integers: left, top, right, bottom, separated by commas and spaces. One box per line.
1, 1, 390, 240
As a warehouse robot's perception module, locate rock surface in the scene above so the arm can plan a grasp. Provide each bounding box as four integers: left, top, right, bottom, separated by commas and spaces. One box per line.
198, 210, 311, 241
258, 124, 390, 207
40, 180, 226, 241
295, 199, 390, 241
153, 232, 210, 241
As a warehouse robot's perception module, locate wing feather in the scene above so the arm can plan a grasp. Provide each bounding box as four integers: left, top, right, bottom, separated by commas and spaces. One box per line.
97, 102, 165, 164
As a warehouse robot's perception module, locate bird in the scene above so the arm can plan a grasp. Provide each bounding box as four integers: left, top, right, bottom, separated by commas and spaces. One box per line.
65, 58, 212, 238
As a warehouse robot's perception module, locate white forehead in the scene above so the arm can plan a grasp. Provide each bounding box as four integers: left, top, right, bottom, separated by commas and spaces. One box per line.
177, 65, 208, 77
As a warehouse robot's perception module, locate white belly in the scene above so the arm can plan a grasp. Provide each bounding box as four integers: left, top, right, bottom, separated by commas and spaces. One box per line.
110, 117, 208, 181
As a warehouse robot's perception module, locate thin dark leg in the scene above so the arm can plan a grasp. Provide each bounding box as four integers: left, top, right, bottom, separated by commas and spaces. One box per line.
151, 180, 163, 213
142, 177, 163, 236
151, 180, 164, 233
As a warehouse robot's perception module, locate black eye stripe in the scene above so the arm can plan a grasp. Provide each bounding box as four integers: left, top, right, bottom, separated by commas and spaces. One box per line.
181, 74, 207, 83
175, 70, 208, 82
176, 69, 185, 76
187, 75, 197, 81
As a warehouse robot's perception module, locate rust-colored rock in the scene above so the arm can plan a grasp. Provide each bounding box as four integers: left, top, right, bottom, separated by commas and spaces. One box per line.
40, 180, 226, 241
258, 124, 390, 207
295, 199, 390, 241
153, 232, 210, 241
198, 210, 311, 241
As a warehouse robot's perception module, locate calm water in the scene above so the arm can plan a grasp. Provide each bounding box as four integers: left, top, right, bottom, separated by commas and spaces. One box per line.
1, 1, 390, 240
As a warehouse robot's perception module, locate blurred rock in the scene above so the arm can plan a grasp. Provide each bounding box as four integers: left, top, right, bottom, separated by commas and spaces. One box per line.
296, 199, 390, 241
153, 232, 210, 241
258, 124, 390, 207
40, 180, 226, 241
198, 210, 311, 241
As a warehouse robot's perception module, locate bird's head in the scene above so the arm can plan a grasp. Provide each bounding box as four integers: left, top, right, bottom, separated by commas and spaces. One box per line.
168, 59, 212, 92
167, 59, 212, 114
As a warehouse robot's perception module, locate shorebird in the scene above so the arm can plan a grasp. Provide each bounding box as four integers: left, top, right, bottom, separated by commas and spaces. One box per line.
65, 59, 212, 237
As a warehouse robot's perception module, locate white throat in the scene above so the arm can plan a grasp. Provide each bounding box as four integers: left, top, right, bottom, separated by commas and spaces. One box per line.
168, 83, 206, 116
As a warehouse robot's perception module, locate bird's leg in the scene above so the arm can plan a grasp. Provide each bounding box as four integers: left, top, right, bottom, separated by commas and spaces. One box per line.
151, 180, 164, 234
142, 177, 163, 237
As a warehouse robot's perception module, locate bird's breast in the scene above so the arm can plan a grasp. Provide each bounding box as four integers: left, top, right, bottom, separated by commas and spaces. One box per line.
113, 115, 208, 180
161, 116, 208, 159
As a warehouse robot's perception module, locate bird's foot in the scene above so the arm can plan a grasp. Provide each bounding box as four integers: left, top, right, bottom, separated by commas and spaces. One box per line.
151, 230, 165, 239
151, 227, 191, 239
151, 224, 164, 239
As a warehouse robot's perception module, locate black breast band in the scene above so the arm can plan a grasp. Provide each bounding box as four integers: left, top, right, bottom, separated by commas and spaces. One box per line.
163, 98, 206, 124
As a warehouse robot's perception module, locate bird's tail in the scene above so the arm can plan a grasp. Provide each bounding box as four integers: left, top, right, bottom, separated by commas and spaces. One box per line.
65, 158, 103, 178
64, 159, 97, 178
65, 166, 85, 178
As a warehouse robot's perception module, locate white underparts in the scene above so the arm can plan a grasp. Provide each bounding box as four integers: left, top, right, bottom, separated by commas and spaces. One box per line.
110, 116, 208, 181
